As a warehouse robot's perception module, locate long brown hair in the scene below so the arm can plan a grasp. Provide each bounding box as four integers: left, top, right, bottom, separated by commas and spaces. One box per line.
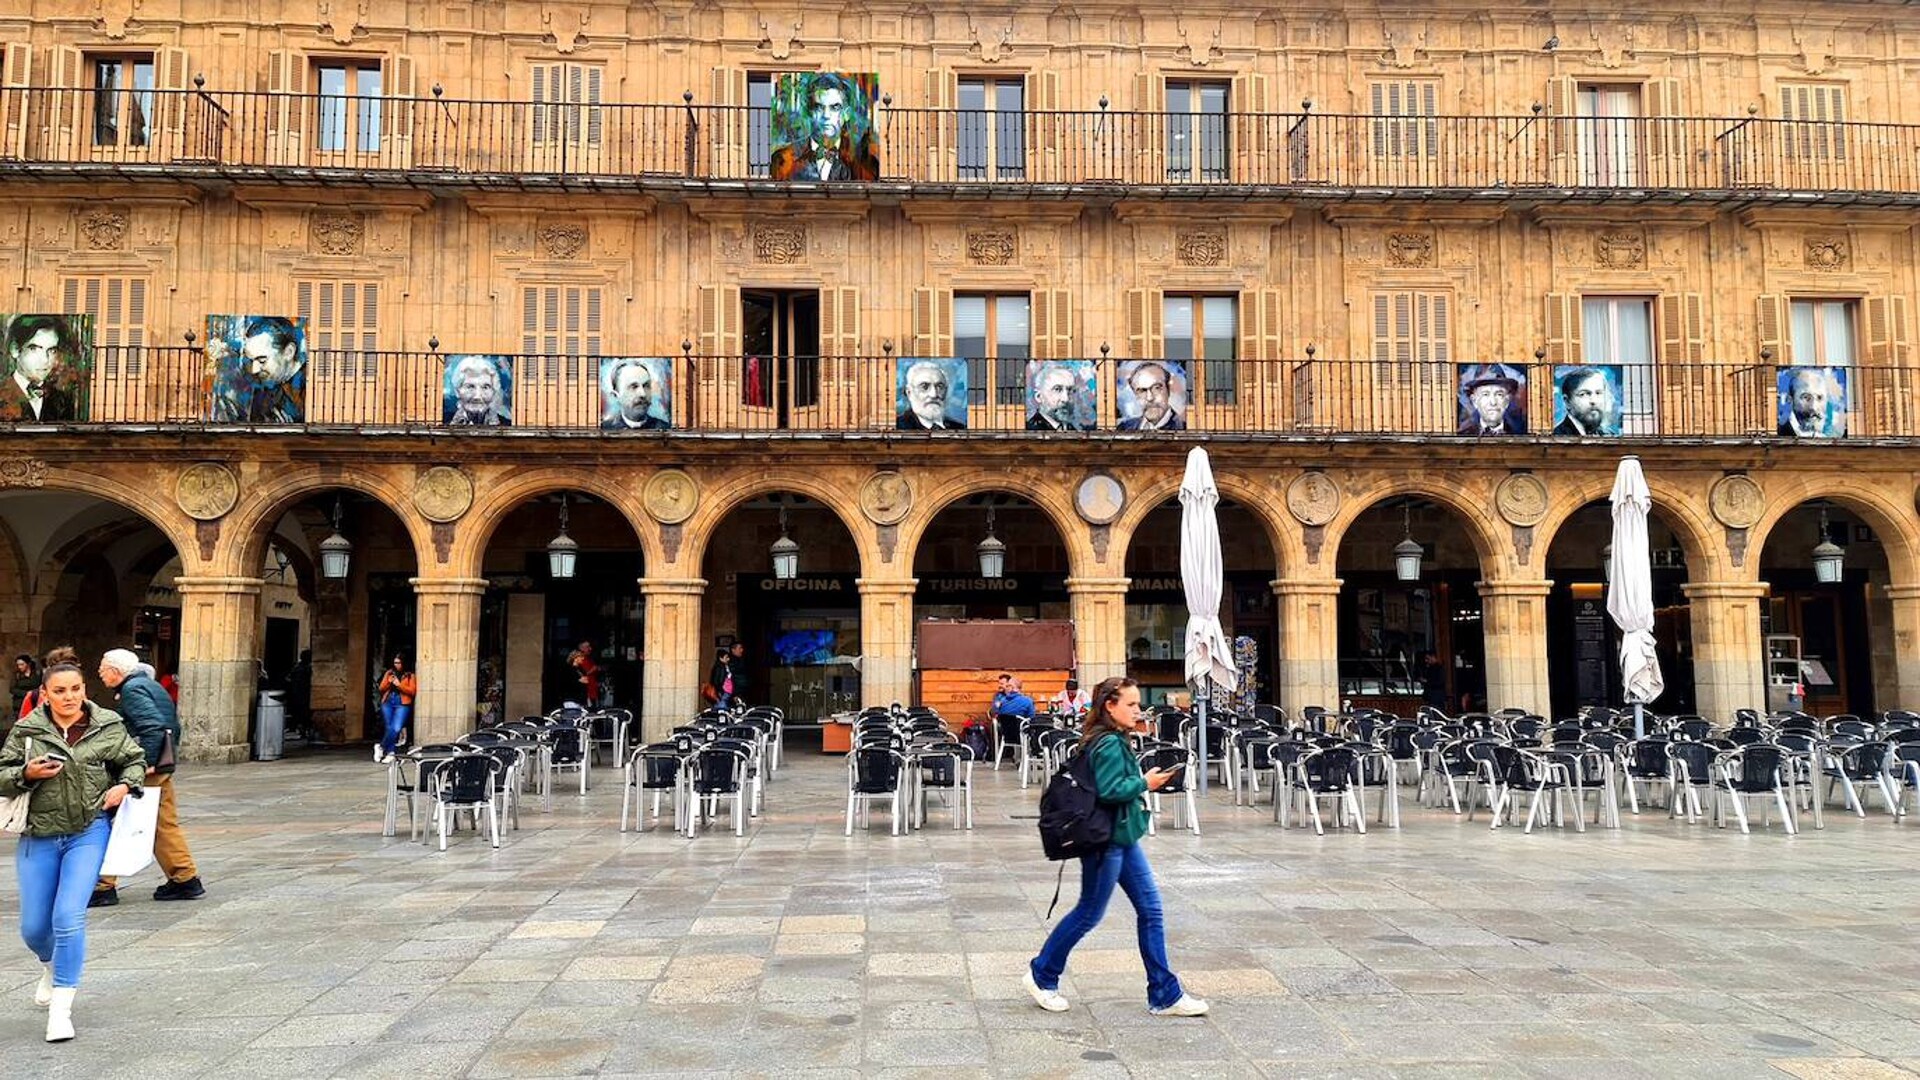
1078, 675, 1139, 748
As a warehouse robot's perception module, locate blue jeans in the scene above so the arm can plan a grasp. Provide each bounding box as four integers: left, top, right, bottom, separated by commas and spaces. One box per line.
380, 700, 411, 754
1030, 842, 1183, 1009
17, 816, 111, 988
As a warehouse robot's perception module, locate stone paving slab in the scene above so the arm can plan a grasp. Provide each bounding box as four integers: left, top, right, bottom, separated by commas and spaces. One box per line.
0, 748, 1917, 1077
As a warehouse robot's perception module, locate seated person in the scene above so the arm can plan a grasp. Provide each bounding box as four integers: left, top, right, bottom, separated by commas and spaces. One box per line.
1049, 678, 1091, 716
989, 673, 1037, 754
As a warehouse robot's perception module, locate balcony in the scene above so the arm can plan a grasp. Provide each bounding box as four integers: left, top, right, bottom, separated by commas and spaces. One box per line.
19, 347, 1918, 442
2, 87, 1920, 202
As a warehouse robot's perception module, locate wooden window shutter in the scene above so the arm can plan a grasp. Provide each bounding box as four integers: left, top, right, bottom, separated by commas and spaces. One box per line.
1546, 75, 1578, 178
1864, 295, 1910, 367
697, 283, 742, 355
531, 63, 555, 145
709, 67, 746, 175
521, 284, 541, 353
154, 47, 190, 157
1125, 288, 1163, 358
2, 42, 32, 158
1426, 293, 1451, 363
1033, 70, 1061, 180
1230, 71, 1270, 179
265, 50, 307, 165
1238, 289, 1282, 361
911, 286, 953, 356
1371, 293, 1395, 365
382, 54, 416, 164
1658, 293, 1706, 365
1134, 72, 1167, 179
582, 64, 603, 145
1657, 293, 1706, 429
47, 46, 84, 153
820, 286, 860, 355
1756, 294, 1790, 364
1030, 290, 1074, 359
1643, 77, 1682, 180
1543, 292, 1583, 366
924, 68, 954, 180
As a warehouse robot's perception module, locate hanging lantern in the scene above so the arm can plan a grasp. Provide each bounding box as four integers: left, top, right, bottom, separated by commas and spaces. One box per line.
319, 496, 352, 580
1811, 507, 1844, 584
1393, 503, 1423, 582
771, 504, 800, 580
977, 504, 1006, 579
547, 495, 579, 579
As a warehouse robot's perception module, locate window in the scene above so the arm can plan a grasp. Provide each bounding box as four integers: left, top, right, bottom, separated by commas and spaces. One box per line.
521, 284, 603, 379
1779, 84, 1848, 162
1575, 84, 1640, 185
955, 293, 1030, 406
1370, 291, 1451, 380
1166, 80, 1228, 182
1582, 297, 1656, 432
531, 63, 604, 152
296, 280, 380, 377
1163, 295, 1237, 404
1790, 299, 1857, 365
957, 77, 1025, 180
746, 72, 793, 178
61, 275, 147, 375
314, 62, 382, 154
91, 55, 154, 147
1369, 79, 1438, 158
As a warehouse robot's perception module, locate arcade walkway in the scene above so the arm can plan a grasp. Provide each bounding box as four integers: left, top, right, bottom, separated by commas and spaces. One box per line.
2, 751, 1917, 1078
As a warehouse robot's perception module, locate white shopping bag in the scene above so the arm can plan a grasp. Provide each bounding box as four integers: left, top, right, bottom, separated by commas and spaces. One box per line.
99, 787, 160, 878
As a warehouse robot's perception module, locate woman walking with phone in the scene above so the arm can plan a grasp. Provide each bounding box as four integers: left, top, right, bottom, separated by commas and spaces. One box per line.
375, 654, 417, 764
0, 660, 148, 1041
1025, 676, 1209, 1017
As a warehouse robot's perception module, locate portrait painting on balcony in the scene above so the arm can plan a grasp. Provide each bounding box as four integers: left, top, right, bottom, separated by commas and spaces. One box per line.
1116, 360, 1190, 431
599, 357, 672, 431
1025, 360, 1097, 432
1550, 364, 1624, 437
770, 73, 880, 183
205, 315, 307, 424
895, 357, 968, 430
442, 354, 514, 427
1, 314, 92, 423
1455, 362, 1529, 436
1777, 366, 1848, 438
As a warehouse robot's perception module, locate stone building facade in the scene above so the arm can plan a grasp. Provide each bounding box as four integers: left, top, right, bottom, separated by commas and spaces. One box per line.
1, 2, 1917, 757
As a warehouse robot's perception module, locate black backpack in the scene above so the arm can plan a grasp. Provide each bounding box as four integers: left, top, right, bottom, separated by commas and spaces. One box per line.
961, 722, 992, 763
1036, 734, 1116, 916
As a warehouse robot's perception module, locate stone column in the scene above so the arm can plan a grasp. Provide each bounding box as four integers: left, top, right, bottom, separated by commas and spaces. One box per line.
1682, 582, 1769, 724
639, 576, 706, 743
1271, 578, 1341, 718
410, 577, 486, 744
174, 575, 262, 764
857, 578, 918, 708
1881, 583, 1920, 712
1478, 579, 1554, 717
1066, 577, 1130, 686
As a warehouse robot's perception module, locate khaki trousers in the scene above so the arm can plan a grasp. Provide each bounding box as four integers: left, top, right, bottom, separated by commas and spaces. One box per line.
97, 772, 198, 889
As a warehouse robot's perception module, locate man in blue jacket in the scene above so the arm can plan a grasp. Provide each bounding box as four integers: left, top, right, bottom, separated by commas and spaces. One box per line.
91, 649, 204, 907
991, 674, 1037, 765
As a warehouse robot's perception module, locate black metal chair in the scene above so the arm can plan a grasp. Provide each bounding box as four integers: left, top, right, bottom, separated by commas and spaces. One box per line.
689, 743, 751, 836
845, 745, 907, 835
620, 743, 684, 833
1139, 743, 1199, 835
1717, 744, 1798, 834
1616, 736, 1672, 813
426, 753, 501, 851
1666, 741, 1721, 823
1286, 745, 1364, 835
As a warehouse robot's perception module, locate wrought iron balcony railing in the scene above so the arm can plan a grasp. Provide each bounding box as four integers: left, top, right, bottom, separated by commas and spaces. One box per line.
2, 87, 1919, 198
18, 347, 1917, 441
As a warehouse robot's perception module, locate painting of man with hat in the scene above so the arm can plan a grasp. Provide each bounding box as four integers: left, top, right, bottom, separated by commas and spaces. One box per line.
1455, 362, 1529, 436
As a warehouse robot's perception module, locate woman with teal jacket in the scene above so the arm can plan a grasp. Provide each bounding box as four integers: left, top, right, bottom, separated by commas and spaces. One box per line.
1024, 675, 1209, 1017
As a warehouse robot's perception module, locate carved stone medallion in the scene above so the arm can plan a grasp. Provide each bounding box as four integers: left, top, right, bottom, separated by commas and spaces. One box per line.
1494, 473, 1550, 527
643, 469, 700, 524
1074, 472, 1126, 525
0, 457, 49, 489
311, 212, 364, 256
1709, 474, 1764, 529
1594, 229, 1645, 269
411, 466, 475, 523
1284, 471, 1340, 527
859, 470, 913, 526
966, 228, 1017, 266
752, 223, 807, 264
79, 209, 129, 251
1804, 236, 1849, 271
538, 222, 588, 260
1175, 229, 1227, 267
174, 463, 239, 521
1385, 231, 1435, 268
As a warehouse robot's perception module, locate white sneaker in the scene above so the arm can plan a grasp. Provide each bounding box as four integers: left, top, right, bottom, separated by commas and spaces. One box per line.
1023, 970, 1069, 1013
374, 745, 384, 763
33, 964, 51, 1007
46, 987, 74, 1042
1150, 994, 1210, 1017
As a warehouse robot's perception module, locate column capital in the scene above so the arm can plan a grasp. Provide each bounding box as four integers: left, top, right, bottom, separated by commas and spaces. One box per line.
1682, 581, 1773, 601
1271, 577, 1343, 596
1476, 579, 1554, 599
638, 576, 708, 596
1065, 576, 1131, 594
408, 576, 489, 597
1883, 583, 1920, 601
173, 575, 264, 596
856, 577, 919, 596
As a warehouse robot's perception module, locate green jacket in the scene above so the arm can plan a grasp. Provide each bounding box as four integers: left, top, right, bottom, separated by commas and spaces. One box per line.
1089, 732, 1150, 847
0, 702, 148, 838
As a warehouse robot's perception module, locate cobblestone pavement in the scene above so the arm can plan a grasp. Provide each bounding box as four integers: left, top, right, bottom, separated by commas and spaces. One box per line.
2, 745, 1919, 1078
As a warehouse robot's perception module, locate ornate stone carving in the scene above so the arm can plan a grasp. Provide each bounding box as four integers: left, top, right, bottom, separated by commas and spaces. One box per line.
1176, 229, 1227, 267
1303, 524, 1325, 564
877, 523, 897, 562
79, 209, 129, 251
1594, 229, 1645, 269
1285, 471, 1340, 527
1385, 231, 1435, 268
966, 228, 1017, 266
311, 212, 364, 256
412, 466, 475, 523
432, 521, 455, 563
1804, 236, 1850, 271
643, 469, 699, 524
967, 16, 1013, 63
319, 0, 367, 44
660, 522, 683, 562
195, 519, 220, 562
1177, 21, 1225, 67
538, 221, 588, 260
1709, 474, 1764, 529
1494, 473, 1550, 527
1074, 472, 1126, 525
1726, 527, 1749, 568
859, 471, 913, 525
753, 223, 807, 264
1512, 524, 1534, 565
1090, 523, 1110, 562
0, 457, 48, 488
758, 16, 802, 59
174, 462, 239, 521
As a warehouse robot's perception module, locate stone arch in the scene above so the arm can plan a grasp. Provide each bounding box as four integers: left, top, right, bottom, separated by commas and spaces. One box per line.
225, 466, 432, 578
1322, 475, 1507, 575
1105, 468, 1293, 577
897, 470, 1088, 578
1529, 471, 1723, 580
455, 467, 661, 574
20, 466, 199, 567
1745, 476, 1920, 586
675, 468, 878, 577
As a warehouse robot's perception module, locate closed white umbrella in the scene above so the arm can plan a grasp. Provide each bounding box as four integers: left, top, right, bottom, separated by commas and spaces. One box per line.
1607, 456, 1665, 738
1180, 447, 1238, 793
